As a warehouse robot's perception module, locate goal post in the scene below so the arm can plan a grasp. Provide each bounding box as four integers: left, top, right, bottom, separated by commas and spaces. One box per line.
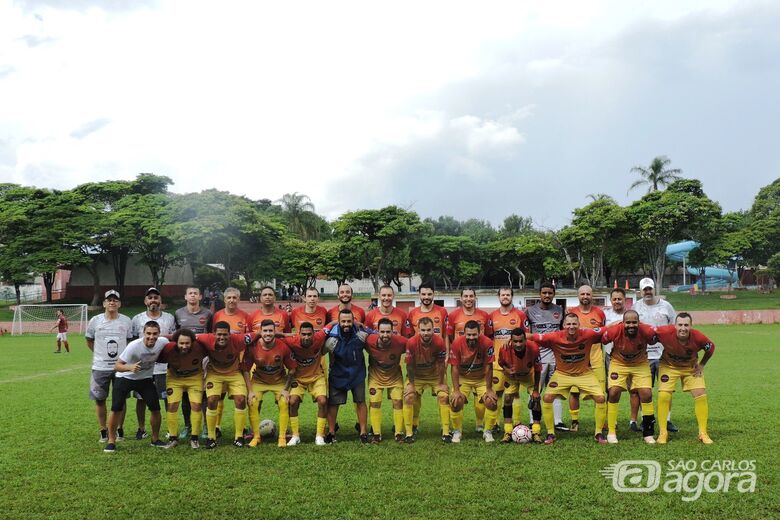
11, 304, 89, 336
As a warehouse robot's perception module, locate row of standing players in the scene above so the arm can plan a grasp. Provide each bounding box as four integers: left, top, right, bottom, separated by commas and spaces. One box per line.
87, 278, 714, 452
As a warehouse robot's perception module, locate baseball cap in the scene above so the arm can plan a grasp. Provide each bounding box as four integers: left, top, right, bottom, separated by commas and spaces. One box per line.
639, 278, 655, 290
104, 289, 121, 300
145, 287, 161, 296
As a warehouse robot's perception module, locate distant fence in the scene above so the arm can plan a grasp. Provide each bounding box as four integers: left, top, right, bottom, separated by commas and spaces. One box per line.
0, 287, 65, 306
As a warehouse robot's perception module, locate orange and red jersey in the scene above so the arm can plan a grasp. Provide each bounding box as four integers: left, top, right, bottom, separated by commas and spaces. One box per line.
57, 316, 68, 333
405, 334, 447, 380
213, 309, 250, 334
158, 341, 208, 378
447, 307, 493, 338
449, 335, 495, 381
365, 334, 407, 386
242, 339, 297, 385
654, 325, 716, 369
326, 304, 366, 326
290, 305, 329, 332
248, 308, 290, 334
532, 329, 604, 376
568, 306, 606, 330
197, 332, 257, 375
497, 340, 542, 380
407, 305, 449, 339
364, 306, 410, 336
489, 307, 528, 351
282, 330, 328, 382
600, 323, 656, 366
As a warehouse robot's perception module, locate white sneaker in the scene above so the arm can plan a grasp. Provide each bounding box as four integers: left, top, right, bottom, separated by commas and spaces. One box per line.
644, 435, 656, 444
607, 434, 618, 444
190, 439, 200, 449
451, 430, 462, 443
483, 430, 495, 443
287, 435, 301, 446
315, 436, 326, 446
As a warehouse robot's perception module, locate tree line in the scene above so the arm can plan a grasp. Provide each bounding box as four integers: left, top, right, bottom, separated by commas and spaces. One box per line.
1, 164, 778, 305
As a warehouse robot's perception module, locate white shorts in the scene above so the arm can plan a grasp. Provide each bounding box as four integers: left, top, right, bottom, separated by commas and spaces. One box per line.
57, 333, 68, 341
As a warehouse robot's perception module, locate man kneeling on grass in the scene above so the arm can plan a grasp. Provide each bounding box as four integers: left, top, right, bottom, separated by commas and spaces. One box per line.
103, 321, 169, 453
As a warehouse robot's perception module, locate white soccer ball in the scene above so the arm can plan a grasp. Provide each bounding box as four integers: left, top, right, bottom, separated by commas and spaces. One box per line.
259, 419, 277, 438
511, 424, 533, 444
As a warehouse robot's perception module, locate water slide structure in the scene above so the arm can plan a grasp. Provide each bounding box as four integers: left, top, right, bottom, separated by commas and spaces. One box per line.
665, 240, 738, 292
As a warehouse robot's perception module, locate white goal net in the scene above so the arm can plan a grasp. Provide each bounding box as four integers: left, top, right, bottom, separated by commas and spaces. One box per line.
11, 304, 88, 336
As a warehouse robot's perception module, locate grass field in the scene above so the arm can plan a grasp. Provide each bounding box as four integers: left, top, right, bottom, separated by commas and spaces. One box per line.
0, 325, 778, 519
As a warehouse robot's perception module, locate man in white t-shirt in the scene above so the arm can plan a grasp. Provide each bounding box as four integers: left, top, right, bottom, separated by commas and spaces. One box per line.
131, 287, 177, 440
85, 290, 133, 443
103, 320, 170, 453
632, 277, 678, 433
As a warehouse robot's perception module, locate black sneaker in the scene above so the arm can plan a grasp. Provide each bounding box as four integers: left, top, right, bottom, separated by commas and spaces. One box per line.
232, 438, 245, 448
103, 443, 116, 453
667, 420, 679, 433
135, 429, 148, 440
324, 432, 336, 444
204, 438, 217, 449
554, 422, 570, 432
570, 420, 579, 432
99, 429, 108, 443
370, 435, 382, 444
150, 439, 167, 448
215, 427, 223, 439
395, 433, 405, 443
360, 433, 369, 444
404, 435, 415, 444
441, 434, 452, 443
629, 421, 641, 433
116, 428, 125, 441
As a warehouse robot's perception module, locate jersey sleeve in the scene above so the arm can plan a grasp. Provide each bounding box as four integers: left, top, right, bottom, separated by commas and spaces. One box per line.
482, 337, 495, 364
85, 317, 96, 339
693, 330, 715, 354
282, 345, 298, 370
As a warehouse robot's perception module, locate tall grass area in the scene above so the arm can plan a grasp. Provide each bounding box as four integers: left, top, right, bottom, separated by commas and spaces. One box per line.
0, 325, 778, 518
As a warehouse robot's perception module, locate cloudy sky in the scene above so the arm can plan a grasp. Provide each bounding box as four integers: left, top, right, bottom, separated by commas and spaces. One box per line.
1, 0, 778, 228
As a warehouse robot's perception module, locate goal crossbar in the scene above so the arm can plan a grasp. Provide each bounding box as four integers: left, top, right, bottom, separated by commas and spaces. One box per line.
11, 304, 88, 336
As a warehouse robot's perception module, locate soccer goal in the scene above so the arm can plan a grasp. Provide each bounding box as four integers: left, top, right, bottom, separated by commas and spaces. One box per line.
11, 304, 88, 336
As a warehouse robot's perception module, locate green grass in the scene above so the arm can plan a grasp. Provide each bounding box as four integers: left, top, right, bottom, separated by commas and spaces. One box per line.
0, 325, 778, 518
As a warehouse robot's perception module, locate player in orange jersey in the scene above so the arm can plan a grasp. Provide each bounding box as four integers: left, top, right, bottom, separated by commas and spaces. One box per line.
365, 318, 408, 443
212, 287, 249, 333
364, 285, 410, 336
326, 283, 366, 324
497, 328, 542, 443
249, 286, 290, 334
290, 287, 329, 332
406, 282, 448, 341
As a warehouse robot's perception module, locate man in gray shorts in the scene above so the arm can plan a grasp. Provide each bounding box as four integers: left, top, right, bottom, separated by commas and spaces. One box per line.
131, 287, 177, 440
525, 282, 567, 431
85, 290, 133, 443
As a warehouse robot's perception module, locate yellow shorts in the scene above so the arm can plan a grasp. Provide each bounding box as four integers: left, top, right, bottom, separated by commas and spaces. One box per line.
409, 377, 448, 397
290, 374, 327, 400
166, 373, 203, 404
571, 366, 605, 396
368, 377, 403, 403
458, 379, 488, 403
205, 372, 246, 398
503, 374, 534, 396
608, 361, 652, 390
492, 363, 507, 392
250, 381, 286, 403
658, 364, 705, 393
546, 370, 604, 400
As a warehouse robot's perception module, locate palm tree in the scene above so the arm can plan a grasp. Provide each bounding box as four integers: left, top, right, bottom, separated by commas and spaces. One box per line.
586, 193, 612, 202
277, 192, 318, 239
629, 156, 683, 193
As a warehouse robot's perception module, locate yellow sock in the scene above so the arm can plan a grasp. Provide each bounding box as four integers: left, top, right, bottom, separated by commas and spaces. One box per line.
403, 403, 414, 436
657, 391, 672, 435
451, 409, 463, 432
641, 401, 654, 417
216, 399, 224, 429
607, 401, 619, 435
570, 406, 580, 421
542, 400, 554, 435
248, 400, 260, 440
531, 422, 541, 435
438, 401, 451, 435
167, 410, 179, 438
594, 402, 606, 434
475, 400, 485, 427
393, 408, 404, 436
277, 399, 289, 446
413, 397, 421, 427
191, 407, 203, 439
233, 408, 246, 440
512, 399, 522, 425
504, 421, 513, 434
370, 406, 383, 437
694, 394, 709, 435
290, 416, 300, 437
316, 416, 327, 437
206, 408, 218, 439
484, 406, 498, 432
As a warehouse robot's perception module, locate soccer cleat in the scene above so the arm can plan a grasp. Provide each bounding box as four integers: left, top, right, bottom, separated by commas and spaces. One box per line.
99, 429, 108, 443
181, 426, 191, 439
287, 435, 301, 446
395, 433, 405, 443
233, 438, 245, 448
116, 428, 125, 441
371, 435, 383, 444
204, 438, 217, 449
451, 430, 462, 443
151, 439, 168, 448
554, 422, 570, 432
698, 433, 714, 445
215, 426, 223, 439
248, 437, 260, 448
629, 421, 641, 433
165, 437, 179, 449
315, 435, 326, 446
594, 433, 607, 445
441, 434, 453, 443
360, 433, 369, 444
569, 420, 579, 433
483, 430, 495, 443
404, 435, 415, 444
501, 432, 513, 444
54, 350, 61, 353
607, 433, 618, 444
666, 421, 679, 433
199, 429, 208, 441
643, 435, 656, 444
532, 433, 543, 444
324, 432, 336, 444
475, 424, 484, 433
103, 443, 116, 453
135, 429, 148, 441
657, 432, 668, 444
544, 434, 556, 445
190, 438, 200, 449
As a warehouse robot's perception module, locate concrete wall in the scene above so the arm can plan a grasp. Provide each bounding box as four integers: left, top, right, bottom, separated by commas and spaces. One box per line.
688, 310, 780, 325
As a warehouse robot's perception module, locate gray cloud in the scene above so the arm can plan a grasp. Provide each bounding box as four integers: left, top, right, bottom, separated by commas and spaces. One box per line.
70, 118, 111, 139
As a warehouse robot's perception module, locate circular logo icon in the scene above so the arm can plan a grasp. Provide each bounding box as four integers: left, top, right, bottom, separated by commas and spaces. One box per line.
549, 382, 558, 388
316, 318, 323, 325
493, 377, 499, 385
166, 388, 173, 395
610, 372, 618, 380
510, 319, 517, 325
206, 382, 214, 389
199, 317, 207, 325
369, 388, 377, 396
274, 355, 281, 362
291, 382, 298, 389
504, 382, 510, 388
661, 374, 670, 383
553, 313, 560, 320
